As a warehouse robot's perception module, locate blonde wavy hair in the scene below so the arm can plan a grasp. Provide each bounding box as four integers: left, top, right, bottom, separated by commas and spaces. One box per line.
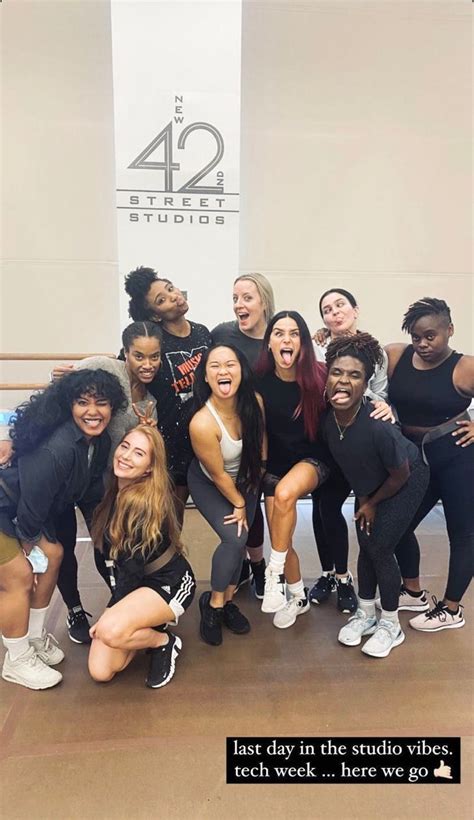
234, 272, 275, 324
92, 426, 183, 559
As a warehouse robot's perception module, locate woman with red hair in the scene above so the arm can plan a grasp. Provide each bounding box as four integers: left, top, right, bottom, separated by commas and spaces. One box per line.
256, 311, 328, 627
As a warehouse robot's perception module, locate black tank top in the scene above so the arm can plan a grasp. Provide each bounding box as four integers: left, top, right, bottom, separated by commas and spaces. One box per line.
388, 346, 470, 427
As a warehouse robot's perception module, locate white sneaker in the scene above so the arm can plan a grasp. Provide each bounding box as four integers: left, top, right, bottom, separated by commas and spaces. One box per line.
375, 585, 429, 612
261, 567, 286, 613
273, 590, 310, 629
362, 619, 405, 658
2, 646, 63, 690
30, 630, 65, 666
338, 608, 377, 646
409, 597, 465, 632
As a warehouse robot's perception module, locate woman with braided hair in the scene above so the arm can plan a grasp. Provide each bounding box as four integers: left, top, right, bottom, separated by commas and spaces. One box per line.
386, 297, 474, 632
321, 333, 430, 657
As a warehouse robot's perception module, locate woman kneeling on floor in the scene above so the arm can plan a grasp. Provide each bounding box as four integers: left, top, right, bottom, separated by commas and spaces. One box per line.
322, 334, 430, 658
89, 427, 196, 688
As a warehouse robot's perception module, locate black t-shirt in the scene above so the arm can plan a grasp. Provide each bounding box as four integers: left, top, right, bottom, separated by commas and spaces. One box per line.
148, 321, 212, 481
257, 371, 325, 476
103, 522, 172, 602
211, 321, 263, 371
321, 403, 420, 496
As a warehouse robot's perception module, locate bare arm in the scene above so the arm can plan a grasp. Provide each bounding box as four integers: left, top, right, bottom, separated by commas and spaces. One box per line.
451, 355, 474, 447
384, 343, 407, 379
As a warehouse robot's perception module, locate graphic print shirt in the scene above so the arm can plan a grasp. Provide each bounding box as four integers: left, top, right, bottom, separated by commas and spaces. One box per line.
148, 321, 212, 481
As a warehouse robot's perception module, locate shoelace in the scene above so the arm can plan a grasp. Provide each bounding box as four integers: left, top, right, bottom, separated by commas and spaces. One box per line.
375, 619, 399, 639
206, 607, 222, 626
424, 596, 448, 621
69, 609, 92, 626
42, 632, 59, 650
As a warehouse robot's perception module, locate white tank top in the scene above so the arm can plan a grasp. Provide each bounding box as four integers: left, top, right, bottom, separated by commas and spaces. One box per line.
199, 400, 243, 482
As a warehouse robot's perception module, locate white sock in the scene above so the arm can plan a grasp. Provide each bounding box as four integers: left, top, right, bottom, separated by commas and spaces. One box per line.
322, 570, 334, 577
359, 597, 376, 618
269, 548, 287, 573
2, 634, 30, 662
28, 606, 48, 639
287, 579, 305, 599
337, 572, 352, 584
381, 609, 399, 628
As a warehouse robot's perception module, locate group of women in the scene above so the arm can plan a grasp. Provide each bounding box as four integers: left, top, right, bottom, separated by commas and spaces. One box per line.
0, 269, 472, 690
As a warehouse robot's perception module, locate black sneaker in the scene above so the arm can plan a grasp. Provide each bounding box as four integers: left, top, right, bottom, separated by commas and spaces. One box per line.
199, 591, 223, 646
309, 574, 335, 605
336, 573, 358, 614
66, 607, 92, 644
146, 633, 182, 688
223, 601, 251, 634
251, 559, 266, 599
234, 559, 251, 593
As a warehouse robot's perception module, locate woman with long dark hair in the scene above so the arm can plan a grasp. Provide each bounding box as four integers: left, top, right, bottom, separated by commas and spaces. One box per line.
387, 297, 473, 631
124, 267, 212, 523
89, 426, 195, 687
256, 311, 329, 627
188, 344, 265, 645
212, 272, 276, 597
0, 370, 126, 689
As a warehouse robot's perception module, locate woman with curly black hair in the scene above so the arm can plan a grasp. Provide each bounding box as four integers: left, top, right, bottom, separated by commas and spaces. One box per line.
123, 267, 212, 522
188, 344, 265, 645
0, 370, 126, 690
322, 334, 429, 658
386, 298, 473, 632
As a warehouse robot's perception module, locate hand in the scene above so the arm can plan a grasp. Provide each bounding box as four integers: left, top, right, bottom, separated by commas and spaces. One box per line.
354, 498, 377, 534
224, 505, 248, 538
0, 440, 13, 466
452, 419, 474, 447
370, 400, 395, 423
132, 401, 157, 427
433, 760, 453, 780
51, 363, 74, 381
312, 327, 330, 346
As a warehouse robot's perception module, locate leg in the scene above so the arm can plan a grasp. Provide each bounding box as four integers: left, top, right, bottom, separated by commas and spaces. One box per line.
88, 587, 175, 682
0, 549, 33, 639
269, 462, 320, 582
55, 505, 81, 608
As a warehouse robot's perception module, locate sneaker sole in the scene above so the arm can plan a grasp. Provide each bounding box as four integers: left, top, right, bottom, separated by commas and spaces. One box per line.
2, 669, 62, 690
67, 632, 91, 645
362, 629, 405, 658
254, 591, 264, 600
338, 624, 377, 646
409, 618, 465, 632
273, 602, 311, 629
146, 636, 182, 689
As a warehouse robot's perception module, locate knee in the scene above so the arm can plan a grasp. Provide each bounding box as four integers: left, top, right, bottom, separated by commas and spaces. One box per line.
88, 656, 115, 683
95, 619, 127, 649
274, 485, 296, 513
17, 561, 35, 595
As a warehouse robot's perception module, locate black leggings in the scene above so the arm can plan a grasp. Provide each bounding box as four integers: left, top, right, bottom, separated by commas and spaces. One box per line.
312, 465, 351, 575
55, 504, 106, 610
356, 460, 430, 611
395, 434, 474, 602
187, 459, 258, 592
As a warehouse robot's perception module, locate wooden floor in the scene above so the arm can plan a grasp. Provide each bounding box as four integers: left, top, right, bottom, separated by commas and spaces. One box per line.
1, 502, 472, 819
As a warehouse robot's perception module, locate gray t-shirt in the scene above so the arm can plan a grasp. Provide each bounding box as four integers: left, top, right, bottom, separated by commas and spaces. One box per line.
211, 321, 264, 371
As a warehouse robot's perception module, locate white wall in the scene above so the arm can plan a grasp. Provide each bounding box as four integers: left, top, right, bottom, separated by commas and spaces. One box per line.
1, 0, 119, 408
239, 0, 473, 349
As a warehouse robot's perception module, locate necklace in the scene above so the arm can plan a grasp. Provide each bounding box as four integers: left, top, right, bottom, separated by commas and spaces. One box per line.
333, 403, 362, 440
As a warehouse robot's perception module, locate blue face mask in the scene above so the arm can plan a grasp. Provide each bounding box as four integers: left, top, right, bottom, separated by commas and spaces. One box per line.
25, 546, 49, 574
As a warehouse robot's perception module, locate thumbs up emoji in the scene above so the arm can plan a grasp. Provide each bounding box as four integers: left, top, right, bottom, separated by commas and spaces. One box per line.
433, 760, 453, 780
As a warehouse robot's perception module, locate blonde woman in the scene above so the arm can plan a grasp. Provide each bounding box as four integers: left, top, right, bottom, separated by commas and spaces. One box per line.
89, 427, 195, 688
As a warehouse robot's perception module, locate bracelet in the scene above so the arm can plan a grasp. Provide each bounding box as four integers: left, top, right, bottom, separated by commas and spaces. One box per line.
233, 503, 245, 509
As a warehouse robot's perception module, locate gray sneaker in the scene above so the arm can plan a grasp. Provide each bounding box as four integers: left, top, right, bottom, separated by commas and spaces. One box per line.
338, 608, 377, 646
362, 619, 405, 658
2, 646, 63, 690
